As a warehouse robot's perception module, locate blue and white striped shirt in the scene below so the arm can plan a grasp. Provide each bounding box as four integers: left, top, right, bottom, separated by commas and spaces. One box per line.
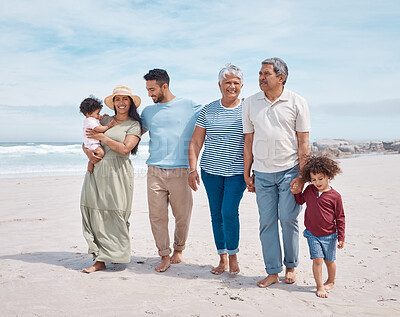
196, 99, 245, 177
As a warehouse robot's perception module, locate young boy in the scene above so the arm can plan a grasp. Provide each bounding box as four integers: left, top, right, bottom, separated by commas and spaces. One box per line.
80, 96, 116, 173
293, 155, 345, 298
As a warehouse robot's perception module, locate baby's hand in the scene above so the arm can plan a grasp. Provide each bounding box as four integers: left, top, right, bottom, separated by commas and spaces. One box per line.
337, 241, 344, 249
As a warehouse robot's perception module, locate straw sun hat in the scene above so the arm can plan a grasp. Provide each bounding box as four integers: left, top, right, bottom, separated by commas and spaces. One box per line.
104, 85, 141, 109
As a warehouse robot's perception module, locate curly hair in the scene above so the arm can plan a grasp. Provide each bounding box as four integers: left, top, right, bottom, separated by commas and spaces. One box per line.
80, 96, 103, 115
300, 154, 342, 182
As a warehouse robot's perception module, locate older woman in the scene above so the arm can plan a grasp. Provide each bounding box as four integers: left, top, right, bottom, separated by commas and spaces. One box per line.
81, 85, 142, 273
188, 64, 246, 275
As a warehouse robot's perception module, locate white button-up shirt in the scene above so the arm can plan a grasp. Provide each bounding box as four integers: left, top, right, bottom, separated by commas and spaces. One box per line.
242, 88, 310, 173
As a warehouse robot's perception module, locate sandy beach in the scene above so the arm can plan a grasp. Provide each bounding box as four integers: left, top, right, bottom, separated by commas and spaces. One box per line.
0, 154, 399, 316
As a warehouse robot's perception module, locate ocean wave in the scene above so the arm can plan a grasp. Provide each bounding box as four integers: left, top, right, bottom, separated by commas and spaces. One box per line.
0, 143, 83, 155
0, 142, 149, 178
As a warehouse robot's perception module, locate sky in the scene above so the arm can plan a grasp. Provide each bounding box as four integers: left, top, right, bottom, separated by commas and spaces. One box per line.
0, 0, 399, 142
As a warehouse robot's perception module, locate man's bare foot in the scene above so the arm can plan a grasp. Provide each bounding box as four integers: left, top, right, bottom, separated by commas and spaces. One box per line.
324, 281, 335, 290
170, 250, 183, 264
317, 286, 328, 298
228, 254, 240, 275
82, 261, 106, 273
285, 267, 297, 284
155, 256, 171, 272
257, 274, 279, 288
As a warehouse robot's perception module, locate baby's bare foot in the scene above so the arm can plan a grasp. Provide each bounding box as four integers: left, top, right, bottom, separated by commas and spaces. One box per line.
87, 163, 94, 174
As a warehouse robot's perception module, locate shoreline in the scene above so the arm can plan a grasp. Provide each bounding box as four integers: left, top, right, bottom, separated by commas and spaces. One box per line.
0, 154, 399, 316
0, 151, 398, 180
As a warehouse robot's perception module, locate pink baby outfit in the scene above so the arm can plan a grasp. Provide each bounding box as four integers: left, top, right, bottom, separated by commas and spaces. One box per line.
83, 117, 101, 150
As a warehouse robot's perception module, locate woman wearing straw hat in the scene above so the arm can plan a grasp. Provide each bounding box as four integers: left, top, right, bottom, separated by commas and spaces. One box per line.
80, 85, 142, 273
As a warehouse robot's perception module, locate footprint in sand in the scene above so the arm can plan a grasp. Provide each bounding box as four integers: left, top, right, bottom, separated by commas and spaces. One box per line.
387, 284, 399, 289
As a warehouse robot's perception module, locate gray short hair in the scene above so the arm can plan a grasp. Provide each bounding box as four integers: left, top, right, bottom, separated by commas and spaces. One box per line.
218, 63, 243, 83
262, 57, 288, 85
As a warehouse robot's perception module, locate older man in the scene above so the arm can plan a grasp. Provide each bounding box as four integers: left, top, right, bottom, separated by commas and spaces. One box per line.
141, 69, 202, 272
243, 57, 310, 287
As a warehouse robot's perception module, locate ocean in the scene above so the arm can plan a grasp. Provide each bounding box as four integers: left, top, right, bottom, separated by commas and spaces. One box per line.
0, 142, 149, 178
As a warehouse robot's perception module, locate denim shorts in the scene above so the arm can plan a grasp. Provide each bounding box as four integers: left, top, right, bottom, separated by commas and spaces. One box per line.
303, 229, 337, 262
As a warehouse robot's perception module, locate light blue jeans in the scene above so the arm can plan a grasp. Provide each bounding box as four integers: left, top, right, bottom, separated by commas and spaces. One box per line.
254, 165, 301, 274
201, 170, 246, 255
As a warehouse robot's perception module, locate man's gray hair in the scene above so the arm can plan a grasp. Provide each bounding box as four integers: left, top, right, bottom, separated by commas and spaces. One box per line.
262, 57, 288, 85
218, 63, 243, 83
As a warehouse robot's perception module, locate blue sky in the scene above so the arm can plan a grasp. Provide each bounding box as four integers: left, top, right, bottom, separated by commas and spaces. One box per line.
0, 0, 399, 142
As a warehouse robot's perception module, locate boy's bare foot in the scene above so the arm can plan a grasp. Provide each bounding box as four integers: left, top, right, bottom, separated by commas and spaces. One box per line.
324, 281, 335, 290
285, 267, 297, 284
228, 254, 240, 275
257, 274, 279, 288
83, 261, 105, 273
170, 250, 183, 264
317, 286, 328, 298
155, 256, 171, 272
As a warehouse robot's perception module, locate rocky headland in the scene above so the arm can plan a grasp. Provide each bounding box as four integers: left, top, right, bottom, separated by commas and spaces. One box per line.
310, 139, 400, 158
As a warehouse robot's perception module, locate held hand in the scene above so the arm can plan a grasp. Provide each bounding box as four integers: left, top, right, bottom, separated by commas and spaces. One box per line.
188, 171, 200, 191
86, 128, 104, 141
337, 241, 344, 249
290, 177, 305, 194
244, 174, 255, 193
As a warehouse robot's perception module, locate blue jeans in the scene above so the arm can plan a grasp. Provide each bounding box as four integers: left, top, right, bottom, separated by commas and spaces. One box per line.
201, 170, 246, 255
254, 165, 301, 274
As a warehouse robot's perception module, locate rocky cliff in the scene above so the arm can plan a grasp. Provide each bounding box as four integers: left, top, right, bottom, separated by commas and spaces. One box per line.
310, 139, 400, 158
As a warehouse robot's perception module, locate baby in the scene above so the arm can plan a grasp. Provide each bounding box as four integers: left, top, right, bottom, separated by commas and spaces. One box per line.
293, 155, 345, 298
79, 96, 115, 173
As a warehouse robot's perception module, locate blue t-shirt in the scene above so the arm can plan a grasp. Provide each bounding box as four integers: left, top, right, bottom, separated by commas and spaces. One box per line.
196, 99, 244, 176
141, 97, 202, 169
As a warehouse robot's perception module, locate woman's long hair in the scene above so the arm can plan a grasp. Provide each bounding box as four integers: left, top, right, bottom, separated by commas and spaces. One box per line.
113, 96, 142, 155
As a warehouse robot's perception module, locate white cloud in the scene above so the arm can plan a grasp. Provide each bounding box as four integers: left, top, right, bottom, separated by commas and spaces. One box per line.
0, 0, 399, 141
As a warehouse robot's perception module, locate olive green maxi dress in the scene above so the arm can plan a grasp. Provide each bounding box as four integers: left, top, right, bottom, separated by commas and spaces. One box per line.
80, 116, 141, 263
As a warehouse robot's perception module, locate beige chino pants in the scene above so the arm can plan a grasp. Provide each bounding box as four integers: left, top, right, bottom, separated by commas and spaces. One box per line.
147, 165, 193, 257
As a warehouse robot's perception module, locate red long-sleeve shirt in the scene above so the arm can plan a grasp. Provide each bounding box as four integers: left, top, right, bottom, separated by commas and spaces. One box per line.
295, 184, 345, 242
